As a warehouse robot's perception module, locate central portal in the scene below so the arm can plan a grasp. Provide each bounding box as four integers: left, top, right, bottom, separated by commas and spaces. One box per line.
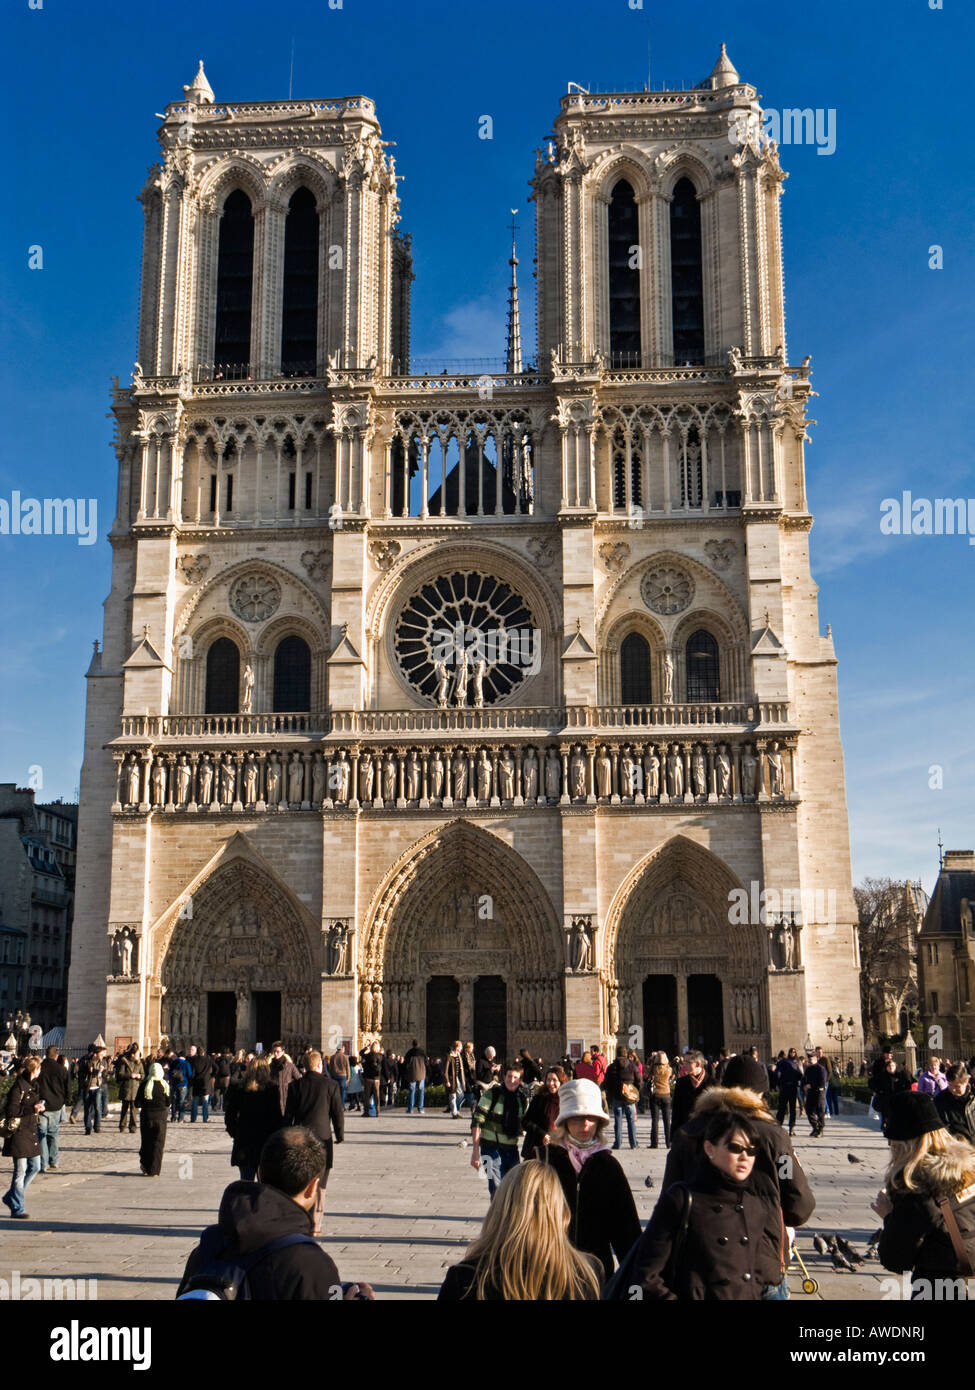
473, 976, 507, 1059
426, 976, 460, 1058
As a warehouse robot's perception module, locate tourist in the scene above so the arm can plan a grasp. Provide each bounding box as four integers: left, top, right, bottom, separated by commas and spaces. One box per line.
188, 1044, 213, 1123
522, 1066, 566, 1158
476, 1045, 500, 1094
2, 1055, 44, 1219
268, 1042, 301, 1116
438, 1160, 601, 1301
212, 1050, 233, 1111
168, 1049, 189, 1123
934, 1063, 975, 1144
671, 1050, 713, 1133
230, 1049, 248, 1082
518, 1047, 541, 1088
284, 1050, 344, 1236
574, 1050, 597, 1083
471, 1059, 528, 1197
774, 1048, 803, 1135
604, 1045, 641, 1150
444, 1041, 466, 1118
360, 1042, 383, 1117
632, 1109, 776, 1299
178, 1128, 374, 1300
462, 1042, 478, 1110
663, 1055, 814, 1298
871, 1055, 911, 1136
328, 1044, 351, 1108
545, 1079, 641, 1279
815, 1046, 838, 1117
381, 1048, 399, 1108
917, 1056, 949, 1096
116, 1044, 144, 1134
403, 1038, 428, 1115
802, 1053, 827, 1137
590, 1046, 607, 1087
224, 1057, 282, 1181
79, 1045, 109, 1135
873, 1092, 975, 1298
37, 1045, 69, 1172
649, 1051, 674, 1149
136, 1062, 169, 1176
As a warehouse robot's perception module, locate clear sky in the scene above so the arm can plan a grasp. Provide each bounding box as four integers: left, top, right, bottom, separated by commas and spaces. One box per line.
1, 0, 971, 897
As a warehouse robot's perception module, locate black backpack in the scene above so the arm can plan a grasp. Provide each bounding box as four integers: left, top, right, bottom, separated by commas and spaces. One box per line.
176, 1233, 320, 1300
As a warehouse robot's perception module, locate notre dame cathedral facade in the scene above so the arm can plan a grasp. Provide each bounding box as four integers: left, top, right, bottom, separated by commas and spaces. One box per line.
67, 47, 862, 1062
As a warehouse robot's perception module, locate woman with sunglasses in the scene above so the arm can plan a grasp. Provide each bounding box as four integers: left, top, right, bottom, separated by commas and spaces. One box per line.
632, 1110, 784, 1299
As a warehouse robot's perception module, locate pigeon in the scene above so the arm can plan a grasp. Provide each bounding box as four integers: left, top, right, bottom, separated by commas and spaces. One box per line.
812, 1234, 829, 1256
847, 1153, 864, 1164
831, 1249, 856, 1273
644, 1176, 655, 1189
836, 1236, 863, 1266
864, 1228, 883, 1259
823, 1232, 839, 1254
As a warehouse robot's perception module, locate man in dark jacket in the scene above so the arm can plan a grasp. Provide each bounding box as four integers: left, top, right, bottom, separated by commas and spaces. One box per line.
604, 1046, 641, 1149
662, 1056, 815, 1298
360, 1043, 383, 1117
188, 1045, 213, 1123
403, 1040, 428, 1115
381, 1049, 399, 1108
212, 1051, 232, 1113
269, 1042, 302, 1116
177, 1128, 372, 1299
78, 1047, 109, 1135
802, 1055, 828, 1137
671, 1051, 714, 1133
284, 1052, 344, 1235
116, 1045, 144, 1134
37, 1046, 69, 1171
935, 1063, 975, 1144
168, 1051, 190, 1123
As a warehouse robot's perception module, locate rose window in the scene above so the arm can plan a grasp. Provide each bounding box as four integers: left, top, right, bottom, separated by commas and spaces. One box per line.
641, 565, 694, 616
230, 573, 281, 623
394, 571, 536, 706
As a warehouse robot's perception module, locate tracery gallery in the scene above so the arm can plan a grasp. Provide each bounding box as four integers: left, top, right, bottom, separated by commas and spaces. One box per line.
67, 52, 862, 1059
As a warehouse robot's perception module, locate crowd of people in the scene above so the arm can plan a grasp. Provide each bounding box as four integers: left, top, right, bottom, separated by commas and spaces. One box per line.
2, 1035, 974, 1301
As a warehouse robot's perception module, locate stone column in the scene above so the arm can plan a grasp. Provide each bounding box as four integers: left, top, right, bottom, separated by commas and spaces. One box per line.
756, 740, 770, 803
233, 752, 245, 812
586, 744, 596, 805
560, 747, 570, 806
610, 747, 620, 805
139, 752, 152, 813
683, 742, 694, 804
458, 976, 475, 1041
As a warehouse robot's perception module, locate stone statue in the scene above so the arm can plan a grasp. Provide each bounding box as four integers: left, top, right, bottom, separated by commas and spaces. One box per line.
151, 758, 166, 806
663, 651, 675, 703
243, 756, 258, 804
359, 754, 374, 803
621, 748, 637, 797
453, 651, 469, 706
716, 744, 731, 797
242, 663, 254, 714
405, 750, 420, 801
522, 747, 538, 800
544, 748, 561, 800
644, 746, 660, 798
372, 984, 383, 1032
693, 748, 707, 797
609, 987, 620, 1036
220, 757, 236, 804
476, 748, 492, 800
452, 750, 468, 800
325, 923, 341, 975
569, 747, 586, 799
311, 756, 325, 804
382, 752, 397, 802
198, 755, 214, 804
435, 659, 450, 708
771, 919, 789, 971
266, 756, 281, 804
121, 930, 134, 976
360, 982, 374, 1033
127, 755, 141, 805
595, 746, 612, 798
429, 750, 444, 800
176, 754, 191, 805
667, 745, 684, 797
768, 743, 784, 797
741, 745, 757, 798
111, 931, 124, 974
288, 753, 304, 803
472, 659, 486, 709
961, 898, 973, 937
569, 919, 591, 972
333, 752, 351, 804
498, 748, 515, 800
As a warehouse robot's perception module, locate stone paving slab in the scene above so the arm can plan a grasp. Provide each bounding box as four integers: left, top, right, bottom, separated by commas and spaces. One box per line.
0, 1102, 900, 1301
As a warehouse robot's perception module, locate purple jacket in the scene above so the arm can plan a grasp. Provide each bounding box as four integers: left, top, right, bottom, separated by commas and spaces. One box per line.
916, 1069, 948, 1095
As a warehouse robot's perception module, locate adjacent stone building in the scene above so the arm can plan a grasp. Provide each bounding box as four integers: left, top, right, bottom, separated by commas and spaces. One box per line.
918, 851, 975, 1062
66, 49, 861, 1061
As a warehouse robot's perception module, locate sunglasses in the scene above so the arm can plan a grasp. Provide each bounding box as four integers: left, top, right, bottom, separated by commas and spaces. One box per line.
725, 1142, 758, 1157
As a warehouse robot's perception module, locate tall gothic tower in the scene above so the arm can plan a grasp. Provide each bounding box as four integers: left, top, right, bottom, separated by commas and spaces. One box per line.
68, 51, 861, 1061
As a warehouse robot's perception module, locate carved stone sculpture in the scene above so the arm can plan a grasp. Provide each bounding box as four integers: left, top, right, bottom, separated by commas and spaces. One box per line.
176, 755, 191, 805
667, 745, 683, 797
768, 743, 784, 797
151, 758, 166, 806
663, 651, 675, 703
288, 753, 304, 803
311, 756, 325, 805
741, 745, 757, 798
382, 753, 397, 802
359, 754, 374, 803
435, 659, 450, 708
476, 748, 492, 801
498, 749, 515, 800
692, 748, 707, 797
569, 747, 586, 799
569, 917, 591, 972
644, 746, 660, 798
198, 755, 213, 804
220, 757, 236, 805
544, 749, 560, 800
472, 659, 486, 709
429, 750, 444, 800
716, 745, 731, 797
595, 746, 612, 798
266, 756, 281, 804
522, 747, 538, 800
127, 755, 141, 805
241, 663, 254, 714
452, 751, 468, 800
405, 751, 420, 801
243, 756, 258, 805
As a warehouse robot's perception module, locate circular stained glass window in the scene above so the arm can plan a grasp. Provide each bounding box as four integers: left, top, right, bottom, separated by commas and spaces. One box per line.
394, 571, 536, 706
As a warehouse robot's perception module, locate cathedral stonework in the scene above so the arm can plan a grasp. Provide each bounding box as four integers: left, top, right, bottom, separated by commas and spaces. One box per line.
67, 49, 861, 1060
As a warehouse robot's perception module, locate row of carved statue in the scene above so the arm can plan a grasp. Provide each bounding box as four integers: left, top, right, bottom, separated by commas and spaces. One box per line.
113, 738, 794, 811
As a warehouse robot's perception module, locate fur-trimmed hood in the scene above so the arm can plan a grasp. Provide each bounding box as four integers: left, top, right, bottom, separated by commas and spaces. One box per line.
906, 1141, 975, 1200
689, 1085, 775, 1125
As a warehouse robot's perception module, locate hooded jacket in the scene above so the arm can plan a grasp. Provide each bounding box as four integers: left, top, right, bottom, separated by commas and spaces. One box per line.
177, 1181, 340, 1299
878, 1143, 975, 1282
662, 1085, 814, 1283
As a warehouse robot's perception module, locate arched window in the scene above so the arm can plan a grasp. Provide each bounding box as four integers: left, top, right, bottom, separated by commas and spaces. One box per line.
621, 632, 652, 705
205, 638, 240, 714
214, 190, 255, 372
685, 629, 719, 702
281, 188, 319, 376
670, 178, 704, 363
273, 635, 311, 712
608, 180, 641, 364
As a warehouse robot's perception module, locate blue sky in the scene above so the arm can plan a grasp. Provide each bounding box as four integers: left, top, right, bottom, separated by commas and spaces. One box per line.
1, 0, 971, 894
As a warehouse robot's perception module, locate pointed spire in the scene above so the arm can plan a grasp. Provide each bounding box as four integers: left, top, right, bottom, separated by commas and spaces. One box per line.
183, 60, 215, 105
505, 210, 523, 375
708, 42, 739, 90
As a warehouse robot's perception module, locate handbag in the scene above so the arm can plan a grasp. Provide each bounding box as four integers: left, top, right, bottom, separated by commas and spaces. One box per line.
937, 1187, 975, 1277
621, 1082, 640, 1106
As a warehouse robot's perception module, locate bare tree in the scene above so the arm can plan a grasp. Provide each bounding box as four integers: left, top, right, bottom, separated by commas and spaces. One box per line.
854, 878, 921, 1044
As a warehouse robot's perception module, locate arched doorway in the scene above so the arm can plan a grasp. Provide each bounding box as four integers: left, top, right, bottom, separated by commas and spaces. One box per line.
156, 857, 317, 1054
362, 821, 563, 1060
606, 837, 766, 1055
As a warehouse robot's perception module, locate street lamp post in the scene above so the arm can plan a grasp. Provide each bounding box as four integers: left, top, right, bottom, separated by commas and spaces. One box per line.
825, 1014, 855, 1073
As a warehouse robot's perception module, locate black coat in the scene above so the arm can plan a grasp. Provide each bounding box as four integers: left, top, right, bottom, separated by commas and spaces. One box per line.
935, 1087, 975, 1145
871, 1066, 911, 1116
604, 1059, 640, 1104
671, 1073, 714, 1132
633, 1167, 779, 1299
178, 1181, 341, 1300
284, 1072, 344, 1171
37, 1057, 70, 1110
224, 1082, 283, 1171
878, 1161, 975, 1284
135, 1077, 170, 1118
360, 1051, 382, 1081
521, 1089, 560, 1159
3, 1076, 42, 1159
189, 1054, 213, 1097
545, 1144, 641, 1279
402, 1046, 427, 1083
381, 1054, 399, 1085
437, 1257, 601, 1301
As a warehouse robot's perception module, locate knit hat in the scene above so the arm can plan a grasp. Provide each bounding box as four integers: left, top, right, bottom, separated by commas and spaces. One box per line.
722, 1056, 769, 1093
885, 1091, 946, 1142
556, 1079, 607, 1126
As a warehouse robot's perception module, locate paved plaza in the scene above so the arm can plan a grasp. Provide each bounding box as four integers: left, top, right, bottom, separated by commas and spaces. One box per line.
2, 1102, 899, 1301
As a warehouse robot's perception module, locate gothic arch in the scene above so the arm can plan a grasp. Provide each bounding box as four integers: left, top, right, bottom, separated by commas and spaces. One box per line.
197, 155, 268, 212
653, 145, 721, 198
174, 556, 330, 645
267, 155, 339, 212
596, 548, 748, 641
599, 610, 667, 705
588, 147, 655, 202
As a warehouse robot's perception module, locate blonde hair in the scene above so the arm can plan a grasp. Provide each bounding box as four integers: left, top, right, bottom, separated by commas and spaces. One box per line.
244, 1057, 272, 1092
462, 1160, 601, 1301
886, 1128, 975, 1196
